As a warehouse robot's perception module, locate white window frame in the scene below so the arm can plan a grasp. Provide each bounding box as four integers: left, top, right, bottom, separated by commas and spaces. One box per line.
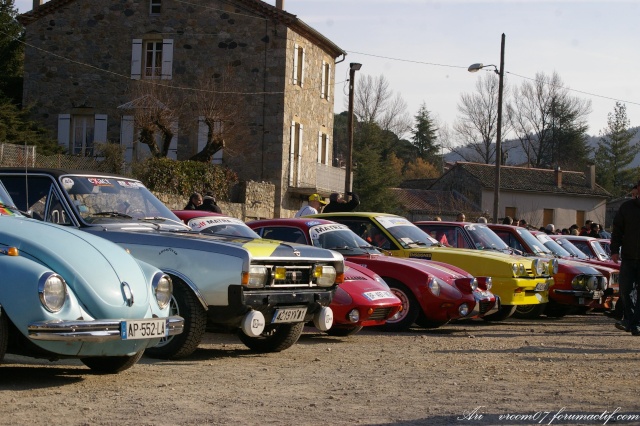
317, 132, 329, 165
58, 114, 107, 156
292, 44, 305, 87
150, 0, 161, 15
131, 38, 173, 80
321, 61, 331, 100
289, 121, 303, 186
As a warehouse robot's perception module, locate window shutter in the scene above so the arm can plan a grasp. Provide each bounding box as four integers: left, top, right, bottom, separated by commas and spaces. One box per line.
292, 44, 299, 85
213, 149, 223, 164
167, 120, 178, 159
326, 64, 332, 101
131, 39, 142, 80
289, 121, 296, 185
317, 132, 322, 163
297, 123, 303, 185
120, 115, 135, 163
57, 114, 71, 151
197, 116, 208, 152
300, 48, 306, 88
325, 135, 330, 165
320, 61, 326, 99
161, 39, 173, 80
94, 114, 108, 143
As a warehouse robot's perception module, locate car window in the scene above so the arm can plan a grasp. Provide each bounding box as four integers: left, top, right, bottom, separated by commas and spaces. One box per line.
1, 175, 71, 223
261, 227, 306, 244
570, 240, 593, 258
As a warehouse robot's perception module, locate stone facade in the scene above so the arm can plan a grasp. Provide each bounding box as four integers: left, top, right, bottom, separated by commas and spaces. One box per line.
19, 0, 346, 218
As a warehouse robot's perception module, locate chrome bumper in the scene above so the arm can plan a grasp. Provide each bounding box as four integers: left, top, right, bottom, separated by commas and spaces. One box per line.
28, 316, 184, 342
468, 292, 500, 317
554, 289, 604, 299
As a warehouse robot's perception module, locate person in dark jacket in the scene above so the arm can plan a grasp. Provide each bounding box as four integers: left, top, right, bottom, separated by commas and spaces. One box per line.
198, 192, 222, 214
322, 191, 360, 213
610, 182, 640, 335
184, 192, 203, 210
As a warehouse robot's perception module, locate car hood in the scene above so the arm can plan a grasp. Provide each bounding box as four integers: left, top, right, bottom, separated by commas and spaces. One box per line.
0, 216, 151, 319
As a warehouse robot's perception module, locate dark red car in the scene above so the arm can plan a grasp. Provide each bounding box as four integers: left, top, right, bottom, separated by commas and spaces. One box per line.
173, 211, 402, 336
246, 218, 499, 331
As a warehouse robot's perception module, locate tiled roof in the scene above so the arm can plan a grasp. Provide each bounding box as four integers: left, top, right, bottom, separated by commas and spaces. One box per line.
390, 188, 481, 215
452, 162, 611, 197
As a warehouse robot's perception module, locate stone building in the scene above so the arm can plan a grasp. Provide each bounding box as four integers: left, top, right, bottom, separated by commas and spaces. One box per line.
18, 0, 347, 217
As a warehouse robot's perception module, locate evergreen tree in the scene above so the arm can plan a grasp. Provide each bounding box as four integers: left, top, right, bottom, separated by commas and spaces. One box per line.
411, 102, 439, 163
0, 99, 63, 155
546, 97, 591, 171
594, 102, 639, 197
0, 0, 24, 103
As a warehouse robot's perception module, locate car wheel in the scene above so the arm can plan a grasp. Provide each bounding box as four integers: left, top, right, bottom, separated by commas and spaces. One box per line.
145, 280, 207, 360
326, 325, 363, 337
482, 305, 517, 321
80, 349, 144, 374
238, 322, 305, 353
0, 310, 8, 363
415, 312, 449, 329
513, 303, 548, 319
382, 280, 420, 332
543, 300, 571, 318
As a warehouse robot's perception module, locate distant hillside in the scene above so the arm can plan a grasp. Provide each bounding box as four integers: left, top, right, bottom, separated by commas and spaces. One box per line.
445, 126, 640, 168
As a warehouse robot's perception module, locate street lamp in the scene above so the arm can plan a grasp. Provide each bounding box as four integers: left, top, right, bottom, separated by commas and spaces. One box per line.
468, 33, 505, 224
345, 62, 362, 199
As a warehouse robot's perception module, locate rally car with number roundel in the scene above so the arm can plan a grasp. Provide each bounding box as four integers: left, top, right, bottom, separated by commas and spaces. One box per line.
245, 218, 499, 330
174, 211, 402, 336
306, 213, 553, 321
0, 180, 183, 373
0, 169, 343, 357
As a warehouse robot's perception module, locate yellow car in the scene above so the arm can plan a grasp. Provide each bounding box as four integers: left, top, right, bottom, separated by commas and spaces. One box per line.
308, 213, 553, 320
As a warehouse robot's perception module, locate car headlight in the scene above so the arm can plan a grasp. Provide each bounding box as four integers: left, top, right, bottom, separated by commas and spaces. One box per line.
512, 263, 519, 277
571, 275, 586, 290
519, 263, 526, 276
550, 259, 559, 275
314, 265, 337, 287
373, 273, 391, 290
347, 308, 360, 323
244, 265, 269, 288
153, 273, 173, 309
586, 276, 598, 291
532, 259, 545, 276
485, 277, 492, 291
428, 277, 440, 296
470, 278, 478, 291
38, 272, 67, 313
459, 303, 469, 317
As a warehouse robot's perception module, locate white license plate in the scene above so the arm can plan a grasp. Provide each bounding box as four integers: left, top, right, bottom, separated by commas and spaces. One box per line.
121, 319, 168, 340
363, 291, 394, 301
535, 283, 548, 291
272, 307, 307, 323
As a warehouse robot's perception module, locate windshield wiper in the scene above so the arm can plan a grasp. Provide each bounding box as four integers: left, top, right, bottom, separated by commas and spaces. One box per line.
89, 211, 133, 219
327, 245, 356, 251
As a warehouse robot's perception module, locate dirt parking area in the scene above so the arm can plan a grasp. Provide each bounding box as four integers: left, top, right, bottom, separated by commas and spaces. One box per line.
1, 313, 639, 426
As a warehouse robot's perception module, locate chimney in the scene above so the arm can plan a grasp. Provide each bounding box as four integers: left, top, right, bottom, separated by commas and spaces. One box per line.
554, 166, 562, 189
585, 164, 596, 190
276, 0, 285, 10
33, 0, 44, 10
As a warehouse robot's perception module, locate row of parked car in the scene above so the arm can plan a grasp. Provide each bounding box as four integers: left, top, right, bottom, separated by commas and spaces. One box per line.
0, 168, 619, 374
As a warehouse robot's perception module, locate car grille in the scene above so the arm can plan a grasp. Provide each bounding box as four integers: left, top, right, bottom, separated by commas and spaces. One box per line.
369, 307, 394, 321
610, 272, 619, 286
270, 265, 313, 287
479, 300, 495, 314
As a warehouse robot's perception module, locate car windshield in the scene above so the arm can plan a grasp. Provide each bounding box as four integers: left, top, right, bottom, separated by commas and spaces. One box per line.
309, 223, 379, 254
464, 224, 510, 251
535, 233, 572, 257
60, 175, 186, 227
590, 240, 610, 260
375, 216, 437, 248
554, 238, 589, 259
517, 228, 552, 255
0, 181, 23, 217
188, 217, 259, 239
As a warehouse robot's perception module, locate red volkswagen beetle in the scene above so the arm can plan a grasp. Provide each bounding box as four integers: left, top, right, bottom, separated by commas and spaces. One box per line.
246, 218, 499, 331
173, 211, 402, 336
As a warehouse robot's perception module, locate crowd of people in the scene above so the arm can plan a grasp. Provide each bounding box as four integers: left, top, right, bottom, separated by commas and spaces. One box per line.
184, 191, 222, 214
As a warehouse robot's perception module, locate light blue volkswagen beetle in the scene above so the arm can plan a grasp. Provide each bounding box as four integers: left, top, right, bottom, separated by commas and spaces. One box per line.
0, 182, 183, 373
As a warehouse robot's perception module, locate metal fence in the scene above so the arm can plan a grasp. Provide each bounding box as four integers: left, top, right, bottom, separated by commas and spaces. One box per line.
0, 143, 112, 171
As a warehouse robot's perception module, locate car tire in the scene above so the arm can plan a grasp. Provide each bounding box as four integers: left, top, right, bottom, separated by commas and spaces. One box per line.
513, 303, 548, 319
415, 312, 449, 329
326, 325, 363, 337
382, 280, 420, 332
238, 322, 304, 353
482, 305, 517, 321
543, 300, 571, 318
80, 349, 144, 374
145, 280, 207, 360
0, 310, 8, 363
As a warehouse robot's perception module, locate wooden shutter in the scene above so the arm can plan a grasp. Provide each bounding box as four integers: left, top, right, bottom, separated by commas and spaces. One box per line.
300, 48, 306, 88
317, 131, 322, 163
94, 114, 108, 143
297, 123, 303, 185
57, 114, 71, 151
289, 121, 296, 185
168, 120, 178, 159
326, 64, 331, 101
131, 39, 142, 80
324, 135, 330, 165
161, 39, 173, 80
292, 44, 299, 85
120, 115, 135, 163
321, 61, 326, 99
197, 116, 207, 152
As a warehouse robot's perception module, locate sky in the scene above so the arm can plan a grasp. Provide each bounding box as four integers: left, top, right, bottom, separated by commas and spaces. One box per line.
14, 0, 640, 139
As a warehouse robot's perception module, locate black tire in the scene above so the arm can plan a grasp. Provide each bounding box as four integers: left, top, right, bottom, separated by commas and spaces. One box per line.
0, 310, 8, 363
80, 349, 144, 374
326, 325, 363, 337
238, 322, 304, 353
145, 280, 207, 360
382, 280, 420, 332
543, 300, 571, 318
415, 312, 449, 329
513, 303, 547, 319
483, 305, 517, 321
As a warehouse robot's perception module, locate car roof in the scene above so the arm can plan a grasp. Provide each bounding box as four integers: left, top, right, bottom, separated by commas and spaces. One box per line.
0, 167, 136, 180
249, 218, 337, 227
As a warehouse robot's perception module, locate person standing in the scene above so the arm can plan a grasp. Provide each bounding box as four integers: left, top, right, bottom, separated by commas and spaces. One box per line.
610, 180, 640, 335
184, 192, 203, 210
322, 191, 360, 213
456, 212, 466, 222
294, 193, 327, 217
199, 192, 222, 214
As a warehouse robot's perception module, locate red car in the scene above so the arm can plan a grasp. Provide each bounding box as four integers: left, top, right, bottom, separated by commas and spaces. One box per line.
246, 218, 499, 331
173, 211, 402, 336
552, 235, 613, 263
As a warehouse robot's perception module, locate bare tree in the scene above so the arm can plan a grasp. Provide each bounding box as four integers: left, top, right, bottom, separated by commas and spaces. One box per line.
509, 71, 591, 168
453, 72, 511, 164
349, 74, 412, 138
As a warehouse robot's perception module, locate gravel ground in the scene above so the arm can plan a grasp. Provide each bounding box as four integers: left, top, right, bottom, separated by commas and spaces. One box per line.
1, 312, 639, 426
